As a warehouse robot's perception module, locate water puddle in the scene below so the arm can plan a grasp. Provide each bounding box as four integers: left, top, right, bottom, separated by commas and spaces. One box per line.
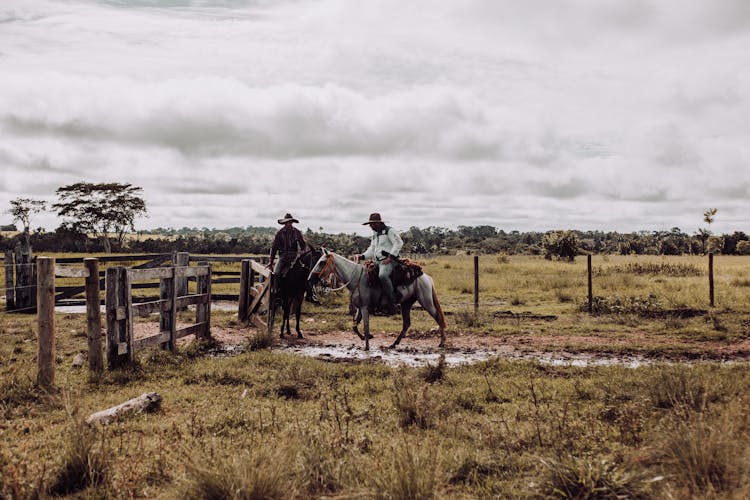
273, 344, 649, 368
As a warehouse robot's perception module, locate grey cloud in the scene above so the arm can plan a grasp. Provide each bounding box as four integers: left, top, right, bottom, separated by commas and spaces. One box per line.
529, 178, 589, 199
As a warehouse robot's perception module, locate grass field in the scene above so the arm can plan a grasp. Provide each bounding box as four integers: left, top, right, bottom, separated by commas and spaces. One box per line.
2, 254, 750, 498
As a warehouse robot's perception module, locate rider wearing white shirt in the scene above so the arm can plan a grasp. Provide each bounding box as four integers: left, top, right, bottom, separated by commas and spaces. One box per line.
358, 213, 404, 305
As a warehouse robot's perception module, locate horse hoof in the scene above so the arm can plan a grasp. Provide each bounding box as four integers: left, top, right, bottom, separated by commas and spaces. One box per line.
297, 333, 303, 339
388, 343, 398, 349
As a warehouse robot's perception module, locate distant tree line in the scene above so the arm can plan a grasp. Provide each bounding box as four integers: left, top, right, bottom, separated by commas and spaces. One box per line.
3, 186, 746, 257
2, 223, 749, 257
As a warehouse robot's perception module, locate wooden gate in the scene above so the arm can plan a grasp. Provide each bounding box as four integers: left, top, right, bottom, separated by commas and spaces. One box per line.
105, 264, 211, 368
238, 259, 273, 333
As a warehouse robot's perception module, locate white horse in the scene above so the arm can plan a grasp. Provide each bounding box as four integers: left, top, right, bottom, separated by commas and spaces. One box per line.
308, 249, 447, 350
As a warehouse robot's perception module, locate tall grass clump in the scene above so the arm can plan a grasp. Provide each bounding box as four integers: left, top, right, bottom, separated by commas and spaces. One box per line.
246, 329, 275, 351
371, 440, 440, 500
596, 262, 702, 277
47, 420, 110, 496
538, 455, 656, 499
452, 309, 492, 328
179, 446, 296, 500
420, 354, 446, 384
646, 366, 716, 412
657, 401, 750, 496
392, 368, 439, 429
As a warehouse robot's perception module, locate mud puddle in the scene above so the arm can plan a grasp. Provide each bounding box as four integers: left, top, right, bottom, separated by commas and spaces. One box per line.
273, 344, 649, 368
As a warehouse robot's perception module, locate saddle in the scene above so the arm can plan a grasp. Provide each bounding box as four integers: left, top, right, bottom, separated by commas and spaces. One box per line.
363, 259, 423, 288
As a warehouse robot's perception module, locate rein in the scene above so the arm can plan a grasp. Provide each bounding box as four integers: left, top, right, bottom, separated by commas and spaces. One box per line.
313, 254, 361, 291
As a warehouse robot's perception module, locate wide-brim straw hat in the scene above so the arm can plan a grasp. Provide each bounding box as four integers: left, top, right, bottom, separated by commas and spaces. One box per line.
362, 212, 386, 225
278, 213, 299, 224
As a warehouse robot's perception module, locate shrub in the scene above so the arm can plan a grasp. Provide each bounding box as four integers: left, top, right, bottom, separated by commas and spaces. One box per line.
542, 230, 579, 261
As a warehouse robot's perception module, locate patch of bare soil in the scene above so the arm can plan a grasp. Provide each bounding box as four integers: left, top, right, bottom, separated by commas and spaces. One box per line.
132, 319, 750, 365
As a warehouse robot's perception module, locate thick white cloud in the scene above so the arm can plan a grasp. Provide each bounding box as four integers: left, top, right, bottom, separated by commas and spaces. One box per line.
1, 0, 749, 234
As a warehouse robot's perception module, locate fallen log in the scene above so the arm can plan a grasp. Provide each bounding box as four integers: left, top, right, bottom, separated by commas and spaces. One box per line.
86, 392, 162, 425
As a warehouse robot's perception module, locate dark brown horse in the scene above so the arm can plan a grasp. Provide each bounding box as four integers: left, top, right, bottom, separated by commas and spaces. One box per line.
271, 246, 321, 338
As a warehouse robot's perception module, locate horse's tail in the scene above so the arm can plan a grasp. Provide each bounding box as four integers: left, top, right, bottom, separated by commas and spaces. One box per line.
431, 284, 447, 329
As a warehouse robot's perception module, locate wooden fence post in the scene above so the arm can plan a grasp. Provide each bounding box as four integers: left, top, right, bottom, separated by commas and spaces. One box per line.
106, 266, 129, 368
84, 258, 103, 373
473, 256, 479, 313
587, 254, 593, 313
4, 250, 14, 311
37, 257, 55, 388
709, 252, 715, 308
196, 262, 211, 340
15, 242, 36, 312
159, 267, 177, 352
239, 259, 250, 323
174, 252, 189, 306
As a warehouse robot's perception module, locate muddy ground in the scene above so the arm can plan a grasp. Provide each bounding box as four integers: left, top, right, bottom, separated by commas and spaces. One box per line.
133, 317, 750, 367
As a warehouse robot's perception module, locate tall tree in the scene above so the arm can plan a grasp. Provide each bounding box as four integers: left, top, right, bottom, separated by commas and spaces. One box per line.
7, 197, 47, 248
53, 182, 147, 253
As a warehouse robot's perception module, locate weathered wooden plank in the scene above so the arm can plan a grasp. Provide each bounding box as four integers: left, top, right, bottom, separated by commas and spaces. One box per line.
175, 294, 208, 309
175, 322, 208, 339
132, 299, 169, 317
210, 277, 240, 284
125, 269, 134, 362
248, 281, 270, 315
4, 250, 14, 310
57, 254, 170, 264
175, 266, 209, 279
128, 267, 174, 281
250, 314, 267, 330
238, 260, 250, 323
132, 331, 171, 350
54, 265, 90, 278
106, 267, 129, 368
189, 255, 266, 263
251, 260, 271, 277
84, 258, 103, 373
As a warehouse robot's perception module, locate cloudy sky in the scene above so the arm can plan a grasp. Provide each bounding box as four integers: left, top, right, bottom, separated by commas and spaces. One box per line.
1, 0, 749, 235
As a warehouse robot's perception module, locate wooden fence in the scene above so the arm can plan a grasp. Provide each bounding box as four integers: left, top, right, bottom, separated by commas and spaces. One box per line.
104, 263, 212, 368
33, 256, 216, 387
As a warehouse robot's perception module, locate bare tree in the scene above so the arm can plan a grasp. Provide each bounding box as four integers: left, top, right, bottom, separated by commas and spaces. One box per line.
53, 182, 147, 253
7, 197, 47, 248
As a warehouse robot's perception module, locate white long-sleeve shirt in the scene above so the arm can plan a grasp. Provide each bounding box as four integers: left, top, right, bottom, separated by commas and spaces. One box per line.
363, 226, 404, 262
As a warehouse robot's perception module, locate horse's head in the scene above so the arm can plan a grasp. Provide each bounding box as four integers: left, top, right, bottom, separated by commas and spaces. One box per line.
308, 247, 334, 284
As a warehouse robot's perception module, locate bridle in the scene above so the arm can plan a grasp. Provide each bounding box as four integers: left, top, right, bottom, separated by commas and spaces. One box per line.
311, 253, 361, 292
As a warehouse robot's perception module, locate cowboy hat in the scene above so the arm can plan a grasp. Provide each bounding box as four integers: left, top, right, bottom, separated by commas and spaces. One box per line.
277, 213, 299, 224
362, 213, 387, 225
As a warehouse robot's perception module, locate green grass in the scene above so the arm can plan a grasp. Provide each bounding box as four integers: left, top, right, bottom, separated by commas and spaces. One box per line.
3, 254, 750, 497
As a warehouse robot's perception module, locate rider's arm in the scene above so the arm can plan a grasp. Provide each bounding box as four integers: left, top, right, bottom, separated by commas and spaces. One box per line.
386, 228, 403, 258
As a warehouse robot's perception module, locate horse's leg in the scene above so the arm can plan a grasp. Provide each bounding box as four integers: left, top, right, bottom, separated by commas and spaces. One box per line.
294, 294, 304, 338
284, 298, 292, 336
362, 307, 371, 351
389, 297, 416, 349
352, 308, 365, 340
415, 277, 447, 348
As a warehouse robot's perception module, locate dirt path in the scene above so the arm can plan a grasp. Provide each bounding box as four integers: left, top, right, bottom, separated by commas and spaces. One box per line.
133, 321, 750, 366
